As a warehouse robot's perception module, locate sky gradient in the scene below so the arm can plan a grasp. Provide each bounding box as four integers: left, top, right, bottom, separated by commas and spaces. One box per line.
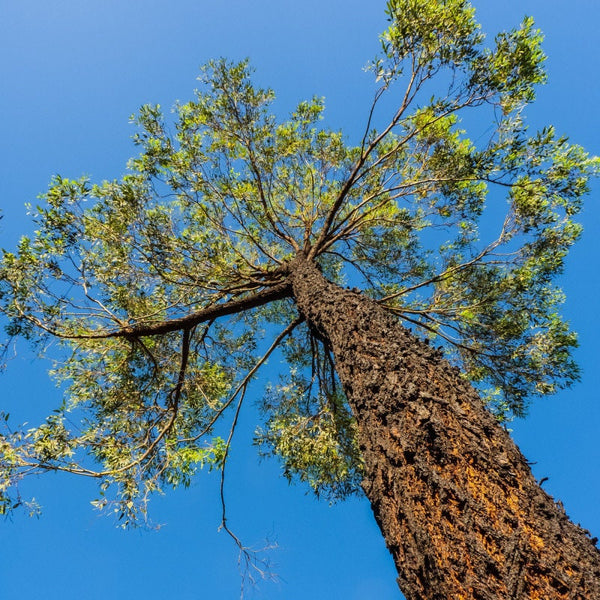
1, 2, 599, 598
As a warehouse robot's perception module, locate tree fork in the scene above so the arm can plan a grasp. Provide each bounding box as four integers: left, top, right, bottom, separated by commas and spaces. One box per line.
287, 254, 600, 599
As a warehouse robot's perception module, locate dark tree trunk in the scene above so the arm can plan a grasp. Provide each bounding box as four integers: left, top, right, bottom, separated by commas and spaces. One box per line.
287, 255, 600, 600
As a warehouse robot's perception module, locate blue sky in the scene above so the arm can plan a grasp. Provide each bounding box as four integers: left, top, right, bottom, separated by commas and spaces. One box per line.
1, 2, 599, 598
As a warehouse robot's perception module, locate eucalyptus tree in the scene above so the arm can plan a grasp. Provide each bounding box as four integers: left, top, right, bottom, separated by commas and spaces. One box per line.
1, 1, 599, 598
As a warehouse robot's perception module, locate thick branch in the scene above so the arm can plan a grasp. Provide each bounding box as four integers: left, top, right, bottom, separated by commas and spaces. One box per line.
37, 281, 292, 341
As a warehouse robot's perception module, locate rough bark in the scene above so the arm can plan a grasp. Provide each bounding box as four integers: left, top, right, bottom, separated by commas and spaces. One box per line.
287, 255, 600, 600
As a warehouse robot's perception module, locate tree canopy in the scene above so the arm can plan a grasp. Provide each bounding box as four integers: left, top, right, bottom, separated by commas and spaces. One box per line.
0, 0, 597, 533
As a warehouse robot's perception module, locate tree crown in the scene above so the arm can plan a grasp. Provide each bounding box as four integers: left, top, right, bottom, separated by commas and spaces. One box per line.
1, 0, 597, 521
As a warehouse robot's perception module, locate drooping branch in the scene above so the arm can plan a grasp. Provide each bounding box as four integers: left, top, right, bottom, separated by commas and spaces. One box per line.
178, 316, 304, 445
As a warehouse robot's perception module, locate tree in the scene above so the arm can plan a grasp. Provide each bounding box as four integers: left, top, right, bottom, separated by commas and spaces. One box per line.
1, 0, 599, 597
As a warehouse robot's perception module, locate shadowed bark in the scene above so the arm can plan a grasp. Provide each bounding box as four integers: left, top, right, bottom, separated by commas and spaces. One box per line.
288, 254, 600, 600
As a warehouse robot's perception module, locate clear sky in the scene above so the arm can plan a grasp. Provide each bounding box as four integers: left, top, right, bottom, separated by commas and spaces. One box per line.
1, 2, 599, 599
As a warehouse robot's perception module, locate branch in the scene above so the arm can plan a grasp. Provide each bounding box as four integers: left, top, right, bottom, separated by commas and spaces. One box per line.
377, 233, 507, 304
24, 281, 292, 341
10, 317, 303, 484
309, 67, 423, 259
179, 316, 304, 444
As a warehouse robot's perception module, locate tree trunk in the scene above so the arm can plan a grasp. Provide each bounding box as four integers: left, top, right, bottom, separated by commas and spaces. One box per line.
287, 255, 600, 600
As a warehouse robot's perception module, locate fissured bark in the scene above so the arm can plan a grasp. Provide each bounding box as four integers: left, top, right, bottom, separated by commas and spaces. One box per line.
288, 255, 600, 600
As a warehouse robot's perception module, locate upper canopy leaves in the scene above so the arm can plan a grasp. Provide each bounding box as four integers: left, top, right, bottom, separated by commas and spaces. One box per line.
1, 0, 597, 516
